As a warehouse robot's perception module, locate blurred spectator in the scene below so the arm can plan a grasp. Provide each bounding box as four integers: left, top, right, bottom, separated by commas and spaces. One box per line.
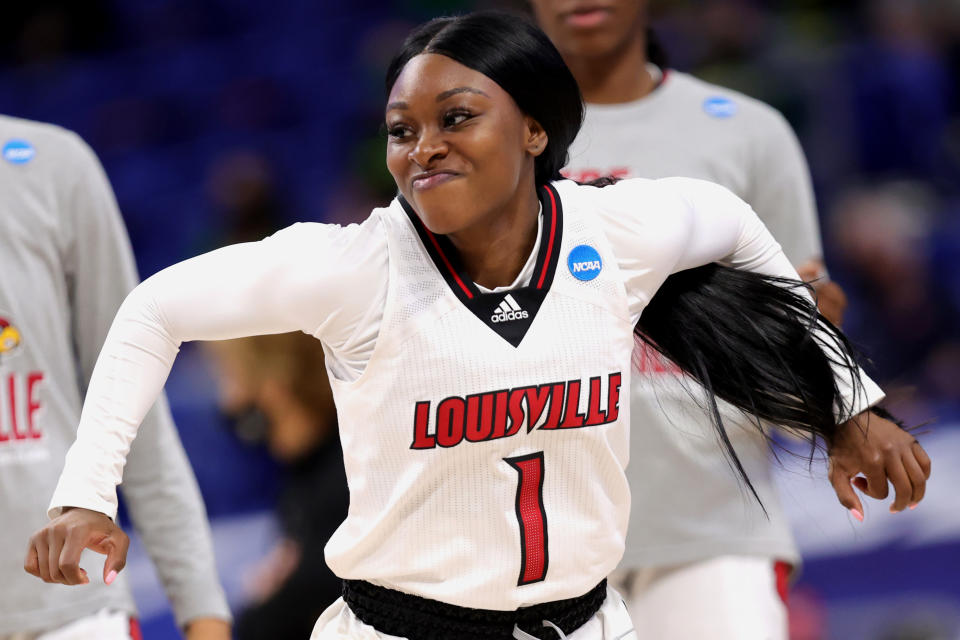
829, 182, 956, 392
204, 333, 349, 640
205, 149, 287, 245
0, 1, 114, 67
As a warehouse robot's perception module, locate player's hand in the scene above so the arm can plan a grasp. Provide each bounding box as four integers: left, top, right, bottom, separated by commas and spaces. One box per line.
24, 506, 129, 586
184, 617, 231, 640
828, 410, 931, 521
796, 260, 847, 327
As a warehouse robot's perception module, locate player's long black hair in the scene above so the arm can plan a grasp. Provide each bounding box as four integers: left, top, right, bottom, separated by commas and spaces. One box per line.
386, 12, 866, 504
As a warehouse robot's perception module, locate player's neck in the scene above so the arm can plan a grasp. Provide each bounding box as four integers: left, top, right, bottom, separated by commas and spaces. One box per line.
566, 34, 655, 105
447, 187, 540, 290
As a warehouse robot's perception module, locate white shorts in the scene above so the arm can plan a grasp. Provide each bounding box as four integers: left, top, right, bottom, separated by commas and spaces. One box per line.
611, 556, 789, 640
310, 584, 637, 639
1, 609, 138, 640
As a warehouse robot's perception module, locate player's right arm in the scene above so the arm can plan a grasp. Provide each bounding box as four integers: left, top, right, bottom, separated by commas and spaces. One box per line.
25, 217, 387, 586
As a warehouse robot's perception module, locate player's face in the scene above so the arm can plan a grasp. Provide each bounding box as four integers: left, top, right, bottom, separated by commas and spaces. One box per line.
529, 0, 646, 61
385, 53, 543, 236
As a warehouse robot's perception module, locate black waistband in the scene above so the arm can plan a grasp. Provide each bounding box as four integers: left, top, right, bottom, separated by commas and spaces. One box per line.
342, 579, 607, 640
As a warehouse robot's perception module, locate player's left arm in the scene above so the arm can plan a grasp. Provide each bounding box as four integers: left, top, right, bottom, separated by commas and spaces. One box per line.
683, 177, 930, 515
59, 134, 232, 634
746, 109, 846, 325
745, 111, 929, 512
601, 177, 930, 514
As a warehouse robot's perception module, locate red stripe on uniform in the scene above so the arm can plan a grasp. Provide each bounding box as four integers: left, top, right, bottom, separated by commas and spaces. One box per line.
129, 618, 143, 640
513, 456, 547, 583
536, 186, 558, 290
774, 561, 791, 606
423, 227, 474, 299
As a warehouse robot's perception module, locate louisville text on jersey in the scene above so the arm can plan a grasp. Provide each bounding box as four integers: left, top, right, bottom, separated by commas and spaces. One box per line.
0, 371, 44, 442
411, 373, 622, 449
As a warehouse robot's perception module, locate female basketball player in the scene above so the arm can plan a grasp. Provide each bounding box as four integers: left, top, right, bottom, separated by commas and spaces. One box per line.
25, 13, 927, 640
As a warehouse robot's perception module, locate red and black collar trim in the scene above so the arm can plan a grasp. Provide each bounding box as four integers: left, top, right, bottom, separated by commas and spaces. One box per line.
399, 183, 564, 348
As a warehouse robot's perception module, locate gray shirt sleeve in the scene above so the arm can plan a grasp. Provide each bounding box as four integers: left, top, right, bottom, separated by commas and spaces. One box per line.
61, 133, 232, 627
744, 108, 824, 267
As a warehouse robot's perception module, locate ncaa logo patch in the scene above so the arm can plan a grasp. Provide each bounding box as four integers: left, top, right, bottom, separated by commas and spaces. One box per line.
703, 96, 737, 118
3, 139, 36, 165
567, 245, 602, 281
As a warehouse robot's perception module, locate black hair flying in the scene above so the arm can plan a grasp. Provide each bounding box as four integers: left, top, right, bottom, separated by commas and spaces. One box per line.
636, 263, 866, 506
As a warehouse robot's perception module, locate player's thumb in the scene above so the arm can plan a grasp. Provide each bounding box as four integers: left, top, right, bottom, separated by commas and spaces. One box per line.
102, 530, 129, 585
830, 473, 864, 522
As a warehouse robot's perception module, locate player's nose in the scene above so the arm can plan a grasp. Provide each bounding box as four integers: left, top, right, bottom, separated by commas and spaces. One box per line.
408, 129, 448, 168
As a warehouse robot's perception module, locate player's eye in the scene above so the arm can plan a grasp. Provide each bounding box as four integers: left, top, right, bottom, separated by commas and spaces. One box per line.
386, 123, 412, 140
442, 109, 473, 129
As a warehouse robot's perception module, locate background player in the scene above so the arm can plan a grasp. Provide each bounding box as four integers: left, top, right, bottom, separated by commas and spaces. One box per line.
0, 115, 231, 639
528, 1, 928, 637
22, 13, 926, 640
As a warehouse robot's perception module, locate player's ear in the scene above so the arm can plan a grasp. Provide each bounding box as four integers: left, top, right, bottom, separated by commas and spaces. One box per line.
523, 115, 548, 158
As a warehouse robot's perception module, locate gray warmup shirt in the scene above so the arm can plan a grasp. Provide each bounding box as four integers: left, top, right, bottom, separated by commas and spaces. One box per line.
0, 115, 230, 633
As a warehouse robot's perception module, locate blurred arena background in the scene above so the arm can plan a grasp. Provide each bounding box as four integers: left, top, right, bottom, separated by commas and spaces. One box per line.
1, 1, 958, 638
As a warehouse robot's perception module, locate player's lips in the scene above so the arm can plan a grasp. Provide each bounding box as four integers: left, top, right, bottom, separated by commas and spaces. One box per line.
411, 170, 460, 191
562, 5, 613, 28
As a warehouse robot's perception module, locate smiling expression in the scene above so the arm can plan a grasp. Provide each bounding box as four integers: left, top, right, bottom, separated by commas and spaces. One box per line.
385, 53, 546, 237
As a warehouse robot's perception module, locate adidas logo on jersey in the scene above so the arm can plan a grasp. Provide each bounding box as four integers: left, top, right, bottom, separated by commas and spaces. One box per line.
491, 294, 529, 323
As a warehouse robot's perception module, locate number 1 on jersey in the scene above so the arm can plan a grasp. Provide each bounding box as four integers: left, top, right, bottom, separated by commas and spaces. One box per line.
505, 452, 548, 585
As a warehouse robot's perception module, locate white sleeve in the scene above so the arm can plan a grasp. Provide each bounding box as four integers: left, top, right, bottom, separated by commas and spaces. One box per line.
595, 177, 883, 418
60, 132, 231, 622
592, 176, 787, 320
49, 216, 388, 519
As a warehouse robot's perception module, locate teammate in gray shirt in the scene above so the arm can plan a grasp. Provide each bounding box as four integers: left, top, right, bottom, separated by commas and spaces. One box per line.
530, 2, 930, 638
0, 115, 231, 639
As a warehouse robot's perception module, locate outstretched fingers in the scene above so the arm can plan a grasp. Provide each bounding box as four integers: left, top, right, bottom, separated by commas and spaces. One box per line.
913, 440, 932, 479
885, 456, 913, 513
23, 541, 40, 578
903, 446, 929, 508
24, 508, 128, 586
829, 461, 864, 521
90, 529, 129, 583
47, 526, 67, 584
59, 528, 91, 585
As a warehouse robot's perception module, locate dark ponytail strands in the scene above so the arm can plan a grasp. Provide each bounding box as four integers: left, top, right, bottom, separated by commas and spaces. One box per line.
636, 264, 867, 504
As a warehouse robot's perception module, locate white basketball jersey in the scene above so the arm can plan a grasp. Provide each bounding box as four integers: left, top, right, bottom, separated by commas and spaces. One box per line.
323, 184, 635, 611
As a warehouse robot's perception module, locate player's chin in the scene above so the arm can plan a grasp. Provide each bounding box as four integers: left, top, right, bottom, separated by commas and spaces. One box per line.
410, 187, 474, 234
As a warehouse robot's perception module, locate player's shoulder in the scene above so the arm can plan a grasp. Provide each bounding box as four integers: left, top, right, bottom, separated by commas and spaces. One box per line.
554, 176, 691, 216
554, 177, 696, 250
666, 71, 792, 132
264, 209, 389, 278
268, 209, 387, 252
0, 114, 99, 171
556, 176, 745, 235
